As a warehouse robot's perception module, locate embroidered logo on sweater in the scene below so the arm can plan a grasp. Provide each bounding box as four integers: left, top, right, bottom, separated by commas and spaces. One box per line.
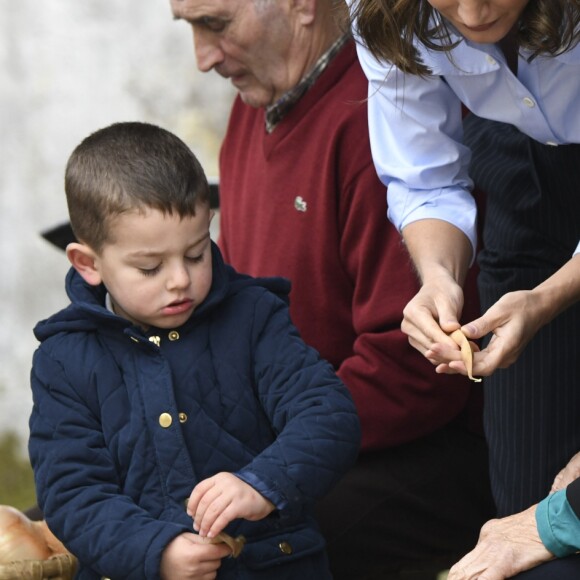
294, 196, 307, 212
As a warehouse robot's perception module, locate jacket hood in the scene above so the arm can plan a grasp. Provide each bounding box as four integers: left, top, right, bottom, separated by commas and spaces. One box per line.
34, 242, 291, 343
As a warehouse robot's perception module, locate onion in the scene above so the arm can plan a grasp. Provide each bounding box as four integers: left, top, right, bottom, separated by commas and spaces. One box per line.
0, 505, 51, 563
33, 520, 69, 555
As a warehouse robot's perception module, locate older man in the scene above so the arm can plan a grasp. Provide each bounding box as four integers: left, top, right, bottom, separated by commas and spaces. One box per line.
170, 0, 495, 577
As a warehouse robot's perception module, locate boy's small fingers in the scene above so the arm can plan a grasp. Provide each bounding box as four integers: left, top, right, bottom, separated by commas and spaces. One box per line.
188, 479, 214, 516
207, 512, 230, 539
199, 498, 232, 537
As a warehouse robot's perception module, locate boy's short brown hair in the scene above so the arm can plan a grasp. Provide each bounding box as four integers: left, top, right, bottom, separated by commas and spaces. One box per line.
65, 122, 210, 252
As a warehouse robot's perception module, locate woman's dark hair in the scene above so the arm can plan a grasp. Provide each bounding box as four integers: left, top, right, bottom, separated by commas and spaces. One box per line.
350, 0, 580, 75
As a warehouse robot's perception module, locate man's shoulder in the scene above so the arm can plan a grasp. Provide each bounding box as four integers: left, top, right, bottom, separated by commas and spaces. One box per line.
320, 39, 369, 97
226, 40, 367, 124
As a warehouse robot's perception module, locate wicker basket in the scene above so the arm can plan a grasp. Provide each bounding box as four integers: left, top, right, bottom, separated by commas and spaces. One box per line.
0, 554, 77, 580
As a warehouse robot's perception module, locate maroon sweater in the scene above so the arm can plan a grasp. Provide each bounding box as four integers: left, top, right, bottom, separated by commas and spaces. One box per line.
218, 40, 481, 451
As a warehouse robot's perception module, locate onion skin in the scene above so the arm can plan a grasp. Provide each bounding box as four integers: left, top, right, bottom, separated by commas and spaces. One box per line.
208, 532, 246, 558
0, 505, 51, 563
449, 329, 482, 382
33, 520, 69, 555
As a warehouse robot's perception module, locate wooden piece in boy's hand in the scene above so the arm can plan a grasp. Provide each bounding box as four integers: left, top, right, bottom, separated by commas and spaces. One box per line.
207, 532, 246, 558
450, 329, 482, 382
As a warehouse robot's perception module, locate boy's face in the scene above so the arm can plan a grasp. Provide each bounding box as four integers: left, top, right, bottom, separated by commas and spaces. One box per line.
91, 205, 213, 330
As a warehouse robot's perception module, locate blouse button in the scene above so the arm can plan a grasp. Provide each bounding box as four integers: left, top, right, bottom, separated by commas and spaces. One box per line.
522, 96, 535, 108
168, 330, 180, 341
159, 413, 173, 428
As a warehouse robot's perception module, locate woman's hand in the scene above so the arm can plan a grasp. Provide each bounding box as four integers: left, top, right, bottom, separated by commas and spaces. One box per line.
447, 506, 554, 580
452, 288, 544, 377
401, 219, 473, 369
187, 473, 275, 540
401, 272, 466, 367
457, 254, 580, 376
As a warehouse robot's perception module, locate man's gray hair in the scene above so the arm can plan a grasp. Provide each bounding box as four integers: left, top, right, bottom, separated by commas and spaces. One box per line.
253, 0, 276, 12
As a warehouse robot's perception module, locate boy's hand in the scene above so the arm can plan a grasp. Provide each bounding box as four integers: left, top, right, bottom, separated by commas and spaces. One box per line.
160, 532, 231, 579
187, 472, 275, 538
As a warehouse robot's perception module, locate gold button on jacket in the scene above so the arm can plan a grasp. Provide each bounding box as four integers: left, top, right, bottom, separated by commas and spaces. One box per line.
278, 541, 293, 555
159, 413, 172, 428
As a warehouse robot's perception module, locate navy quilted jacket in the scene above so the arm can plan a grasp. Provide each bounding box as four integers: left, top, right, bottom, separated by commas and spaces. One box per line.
29, 244, 360, 579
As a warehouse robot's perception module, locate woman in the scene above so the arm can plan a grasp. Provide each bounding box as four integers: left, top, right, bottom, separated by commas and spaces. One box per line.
347, 0, 580, 537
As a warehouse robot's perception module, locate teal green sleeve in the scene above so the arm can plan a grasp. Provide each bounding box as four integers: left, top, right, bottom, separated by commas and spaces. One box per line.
536, 489, 580, 557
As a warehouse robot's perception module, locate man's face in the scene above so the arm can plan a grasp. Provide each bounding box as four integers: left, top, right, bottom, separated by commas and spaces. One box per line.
170, 0, 297, 108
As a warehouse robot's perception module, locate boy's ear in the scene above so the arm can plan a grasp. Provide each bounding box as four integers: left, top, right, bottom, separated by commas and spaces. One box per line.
66, 242, 103, 286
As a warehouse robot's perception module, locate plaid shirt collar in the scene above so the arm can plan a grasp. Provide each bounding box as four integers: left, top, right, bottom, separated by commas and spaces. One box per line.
264, 34, 349, 134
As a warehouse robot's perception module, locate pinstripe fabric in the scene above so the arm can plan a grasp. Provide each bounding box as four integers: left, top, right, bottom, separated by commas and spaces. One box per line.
464, 114, 580, 516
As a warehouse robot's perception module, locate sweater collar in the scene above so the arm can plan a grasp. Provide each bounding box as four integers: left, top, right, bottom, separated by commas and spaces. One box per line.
264, 34, 350, 133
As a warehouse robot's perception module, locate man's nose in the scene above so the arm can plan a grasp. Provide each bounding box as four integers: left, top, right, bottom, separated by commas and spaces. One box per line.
193, 29, 224, 73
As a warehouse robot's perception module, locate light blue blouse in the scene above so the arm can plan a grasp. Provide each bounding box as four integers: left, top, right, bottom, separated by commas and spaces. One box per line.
351, 11, 580, 258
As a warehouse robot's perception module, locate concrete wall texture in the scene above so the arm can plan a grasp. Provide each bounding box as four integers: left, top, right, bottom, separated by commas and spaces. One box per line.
0, 1, 234, 446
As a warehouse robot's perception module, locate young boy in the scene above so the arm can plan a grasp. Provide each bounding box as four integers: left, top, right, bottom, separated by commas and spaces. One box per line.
28, 122, 361, 579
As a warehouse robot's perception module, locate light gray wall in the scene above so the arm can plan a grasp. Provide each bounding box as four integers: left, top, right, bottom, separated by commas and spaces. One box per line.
0, 1, 233, 447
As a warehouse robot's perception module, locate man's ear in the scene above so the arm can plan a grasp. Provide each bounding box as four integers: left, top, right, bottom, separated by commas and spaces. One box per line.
291, 0, 316, 25
66, 242, 103, 286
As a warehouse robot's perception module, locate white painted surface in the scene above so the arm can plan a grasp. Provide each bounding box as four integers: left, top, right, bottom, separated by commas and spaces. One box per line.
0, 1, 232, 445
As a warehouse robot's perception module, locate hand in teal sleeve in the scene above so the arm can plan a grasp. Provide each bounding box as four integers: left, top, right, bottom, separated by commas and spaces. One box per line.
448, 505, 553, 579
536, 489, 580, 558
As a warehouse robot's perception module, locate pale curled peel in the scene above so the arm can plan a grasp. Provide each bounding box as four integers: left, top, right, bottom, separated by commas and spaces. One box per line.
208, 532, 246, 558
449, 329, 482, 382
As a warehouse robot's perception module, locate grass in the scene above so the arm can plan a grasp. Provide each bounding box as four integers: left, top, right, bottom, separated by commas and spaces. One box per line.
0, 432, 37, 511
